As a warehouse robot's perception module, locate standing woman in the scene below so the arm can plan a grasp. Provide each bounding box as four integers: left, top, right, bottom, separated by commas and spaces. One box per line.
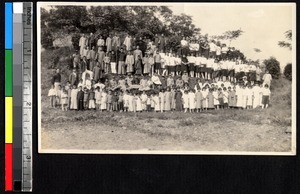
188, 89, 196, 113
110, 50, 117, 74
135, 55, 143, 75
159, 89, 165, 112
143, 53, 151, 75
164, 87, 171, 112
125, 50, 135, 75
182, 90, 189, 113
175, 87, 183, 111
195, 88, 203, 112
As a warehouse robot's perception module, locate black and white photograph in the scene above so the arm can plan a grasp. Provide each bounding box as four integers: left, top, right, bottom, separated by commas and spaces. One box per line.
37, 2, 296, 154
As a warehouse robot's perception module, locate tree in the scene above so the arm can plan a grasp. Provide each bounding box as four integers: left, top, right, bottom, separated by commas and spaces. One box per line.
263, 57, 281, 79
211, 29, 244, 46
40, 8, 53, 49
278, 30, 292, 50
283, 63, 292, 81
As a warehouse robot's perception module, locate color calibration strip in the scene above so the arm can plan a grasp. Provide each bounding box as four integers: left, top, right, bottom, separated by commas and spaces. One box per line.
5, 2, 33, 192
5, 2, 13, 191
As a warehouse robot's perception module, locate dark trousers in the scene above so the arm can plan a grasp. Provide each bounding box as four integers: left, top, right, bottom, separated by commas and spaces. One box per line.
77, 99, 84, 111
118, 102, 124, 111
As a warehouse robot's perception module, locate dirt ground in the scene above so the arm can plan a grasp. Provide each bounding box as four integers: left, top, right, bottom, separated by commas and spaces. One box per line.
40, 108, 291, 153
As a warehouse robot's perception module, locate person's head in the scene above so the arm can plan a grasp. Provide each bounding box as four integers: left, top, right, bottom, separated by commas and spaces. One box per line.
264, 84, 269, 88
108, 90, 112, 94
136, 45, 140, 50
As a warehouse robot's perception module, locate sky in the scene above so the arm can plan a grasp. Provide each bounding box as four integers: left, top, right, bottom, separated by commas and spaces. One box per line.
169, 3, 295, 68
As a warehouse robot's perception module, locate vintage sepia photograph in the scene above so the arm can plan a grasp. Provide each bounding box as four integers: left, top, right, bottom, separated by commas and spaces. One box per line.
37, 2, 296, 154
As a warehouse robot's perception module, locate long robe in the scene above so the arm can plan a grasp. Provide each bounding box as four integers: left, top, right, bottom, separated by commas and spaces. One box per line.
195, 91, 203, 109
69, 73, 77, 86
143, 57, 151, 74
159, 92, 165, 111
93, 66, 101, 82
106, 37, 112, 52
188, 92, 196, 109
228, 90, 236, 107
123, 36, 132, 51
112, 36, 120, 51
70, 89, 78, 110
252, 86, 261, 108
207, 92, 214, 109
175, 91, 183, 111
182, 93, 189, 109
125, 55, 135, 73
164, 91, 171, 111
79, 36, 87, 56
170, 90, 176, 110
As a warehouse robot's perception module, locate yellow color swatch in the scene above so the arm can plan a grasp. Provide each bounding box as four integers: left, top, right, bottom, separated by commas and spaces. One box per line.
5, 97, 13, 143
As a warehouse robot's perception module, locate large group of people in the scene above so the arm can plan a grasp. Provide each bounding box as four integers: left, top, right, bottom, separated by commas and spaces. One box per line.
48, 32, 273, 113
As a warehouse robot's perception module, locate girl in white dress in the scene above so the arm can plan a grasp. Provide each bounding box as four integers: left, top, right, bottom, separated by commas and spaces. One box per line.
123, 91, 129, 112
188, 89, 196, 113
136, 94, 142, 112
95, 87, 102, 110
202, 87, 208, 110
100, 90, 107, 111
153, 93, 160, 112
246, 85, 254, 109
252, 83, 262, 109
213, 88, 219, 109
60, 89, 68, 111
182, 90, 189, 113
128, 92, 134, 112
70, 85, 78, 110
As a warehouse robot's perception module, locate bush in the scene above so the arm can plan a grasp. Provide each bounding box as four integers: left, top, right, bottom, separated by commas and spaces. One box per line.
284, 63, 292, 81
41, 29, 53, 49
263, 57, 281, 79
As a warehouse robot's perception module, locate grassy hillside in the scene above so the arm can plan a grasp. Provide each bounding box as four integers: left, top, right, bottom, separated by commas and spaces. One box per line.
40, 48, 292, 152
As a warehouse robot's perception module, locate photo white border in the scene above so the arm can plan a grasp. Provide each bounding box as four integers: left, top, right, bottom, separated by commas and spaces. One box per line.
37, 2, 296, 155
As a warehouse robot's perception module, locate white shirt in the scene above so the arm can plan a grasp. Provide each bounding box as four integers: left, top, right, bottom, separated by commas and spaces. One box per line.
195, 57, 201, 66
206, 58, 214, 68
187, 56, 196, 64
169, 57, 176, 66
209, 42, 217, 52
200, 57, 207, 66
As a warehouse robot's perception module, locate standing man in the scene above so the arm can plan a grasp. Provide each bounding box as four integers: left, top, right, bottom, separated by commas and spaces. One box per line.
69, 69, 78, 86
106, 34, 112, 52
97, 35, 105, 52
77, 86, 84, 111
79, 34, 87, 57
159, 34, 166, 53
118, 48, 127, 75
96, 46, 105, 74
88, 46, 97, 71
133, 46, 143, 61
112, 33, 121, 52
123, 34, 132, 51
262, 70, 272, 87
